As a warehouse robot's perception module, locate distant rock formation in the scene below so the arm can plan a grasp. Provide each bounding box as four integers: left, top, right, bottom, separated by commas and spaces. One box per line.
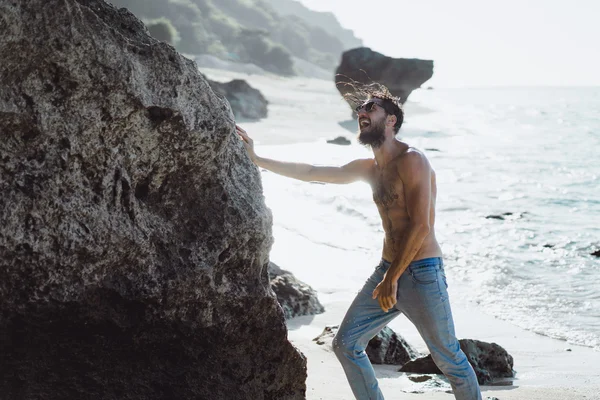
400, 339, 515, 385
268, 262, 325, 319
335, 47, 434, 108
207, 78, 268, 120
0, 1, 305, 398
109, 0, 362, 77
261, 0, 362, 50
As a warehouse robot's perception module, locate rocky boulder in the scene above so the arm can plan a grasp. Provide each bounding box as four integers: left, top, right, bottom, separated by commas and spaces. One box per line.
0, 1, 305, 399
268, 262, 325, 319
400, 339, 514, 385
207, 78, 268, 120
335, 47, 434, 108
313, 325, 418, 365
366, 326, 420, 365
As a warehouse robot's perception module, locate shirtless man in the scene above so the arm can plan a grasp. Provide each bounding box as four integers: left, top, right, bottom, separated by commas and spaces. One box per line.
237, 86, 481, 400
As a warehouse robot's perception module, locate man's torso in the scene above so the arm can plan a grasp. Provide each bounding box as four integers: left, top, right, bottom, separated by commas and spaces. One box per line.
365, 148, 442, 262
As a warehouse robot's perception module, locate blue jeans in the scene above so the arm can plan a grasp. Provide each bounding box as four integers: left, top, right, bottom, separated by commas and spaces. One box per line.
333, 258, 482, 400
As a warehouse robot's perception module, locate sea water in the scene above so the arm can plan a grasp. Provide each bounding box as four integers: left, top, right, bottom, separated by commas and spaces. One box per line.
257, 86, 600, 349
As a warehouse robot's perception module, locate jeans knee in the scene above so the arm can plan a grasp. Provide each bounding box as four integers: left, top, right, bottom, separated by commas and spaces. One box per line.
332, 332, 353, 358
431, 347, 470, 377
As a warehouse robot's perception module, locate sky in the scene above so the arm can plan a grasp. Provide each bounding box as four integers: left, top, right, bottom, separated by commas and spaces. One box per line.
298, 0, 600, 88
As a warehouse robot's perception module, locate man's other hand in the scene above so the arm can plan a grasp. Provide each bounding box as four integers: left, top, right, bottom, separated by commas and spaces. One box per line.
372, 277, 398, 312
236, 125, 258, 163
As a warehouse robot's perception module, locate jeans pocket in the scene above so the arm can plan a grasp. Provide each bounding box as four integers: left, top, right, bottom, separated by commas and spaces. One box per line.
410, 265, 438, 285
441, 271, 448, 288
366, 267, 385, 288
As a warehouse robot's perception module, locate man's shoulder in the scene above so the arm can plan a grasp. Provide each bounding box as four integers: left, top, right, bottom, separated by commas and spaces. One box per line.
395, 148, 431, 177
397, 147, 429, 165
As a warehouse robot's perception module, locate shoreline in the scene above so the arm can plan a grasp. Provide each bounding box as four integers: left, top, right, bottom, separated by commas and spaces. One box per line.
271, 225, 600, 398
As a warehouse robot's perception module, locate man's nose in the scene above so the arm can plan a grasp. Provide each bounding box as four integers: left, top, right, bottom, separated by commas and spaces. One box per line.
356, 108, 368, 118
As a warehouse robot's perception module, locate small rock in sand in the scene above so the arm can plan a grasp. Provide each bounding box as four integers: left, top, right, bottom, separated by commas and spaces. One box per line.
408, 375, 432, 383
485, 212, 527, 221
327, 136, 352, 146
366, 326, 420, 365
313, 325, 419, 366
268, 262, 325, 319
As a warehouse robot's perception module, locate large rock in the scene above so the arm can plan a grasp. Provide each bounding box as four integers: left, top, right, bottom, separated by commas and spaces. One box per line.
313, 325, 418, 365
0, 1, 305, 399
335, 47, 434, 106
207, 78, 268, 120
366, 326, 420, 365
268, 262, 325, 319
400, 339, 514, 385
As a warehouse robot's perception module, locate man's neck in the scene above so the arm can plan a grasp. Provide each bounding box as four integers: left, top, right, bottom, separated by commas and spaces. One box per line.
372, 136, 408, 169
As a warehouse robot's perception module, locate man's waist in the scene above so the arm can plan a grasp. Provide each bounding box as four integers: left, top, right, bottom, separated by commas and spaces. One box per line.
379, 256, 443, 269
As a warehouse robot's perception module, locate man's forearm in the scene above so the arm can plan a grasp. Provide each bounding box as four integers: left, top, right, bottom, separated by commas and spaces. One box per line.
385, 223, 430, 282
255, 156, 316, 182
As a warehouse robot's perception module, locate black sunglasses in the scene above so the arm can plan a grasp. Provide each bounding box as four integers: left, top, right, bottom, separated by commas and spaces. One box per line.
355, 98, 389, 114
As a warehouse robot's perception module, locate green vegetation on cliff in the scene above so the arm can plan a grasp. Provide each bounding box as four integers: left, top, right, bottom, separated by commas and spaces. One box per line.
108, 0, 362, 76
146, 17, 180, 45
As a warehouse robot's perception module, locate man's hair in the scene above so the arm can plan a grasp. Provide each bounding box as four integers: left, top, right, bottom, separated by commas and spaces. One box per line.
341, 82, 404, 134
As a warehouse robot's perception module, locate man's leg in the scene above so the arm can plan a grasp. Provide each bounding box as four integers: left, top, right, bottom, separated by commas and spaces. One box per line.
397, 258, 482, 400
333, 260, 400, 400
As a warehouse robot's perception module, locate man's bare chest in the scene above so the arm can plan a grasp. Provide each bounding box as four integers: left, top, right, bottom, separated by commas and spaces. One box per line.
369, 170, 406, 209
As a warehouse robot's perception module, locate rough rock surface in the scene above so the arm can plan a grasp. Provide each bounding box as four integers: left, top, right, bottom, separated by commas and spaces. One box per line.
335, 47, 434, 107
400, 339, 514, 385
0, 1, 305, 399
268, 262, 325, 319
313, 325, 418, 365
207, 78, 268, 120
366, 326, 420, 365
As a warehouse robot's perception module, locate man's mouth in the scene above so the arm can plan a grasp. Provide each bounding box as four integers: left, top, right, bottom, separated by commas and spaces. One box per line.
359, 119, 370, 129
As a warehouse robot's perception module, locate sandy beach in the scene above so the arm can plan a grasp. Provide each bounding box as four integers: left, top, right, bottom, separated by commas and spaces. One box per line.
203, 66, 600, 400
288, 299, 600, 400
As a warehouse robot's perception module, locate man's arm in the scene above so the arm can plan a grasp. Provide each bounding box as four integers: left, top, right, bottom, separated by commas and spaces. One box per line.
372, 152, 432, 311
237, 125, 371, 184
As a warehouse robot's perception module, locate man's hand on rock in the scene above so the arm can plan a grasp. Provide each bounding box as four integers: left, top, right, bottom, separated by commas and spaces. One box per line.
236, 125, 258, 163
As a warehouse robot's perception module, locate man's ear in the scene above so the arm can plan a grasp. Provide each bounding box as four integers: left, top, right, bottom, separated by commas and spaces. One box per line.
387, 114, 397, 127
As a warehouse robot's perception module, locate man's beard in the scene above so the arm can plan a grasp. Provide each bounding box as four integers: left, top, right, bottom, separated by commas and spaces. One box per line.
357, 118, 386, 148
